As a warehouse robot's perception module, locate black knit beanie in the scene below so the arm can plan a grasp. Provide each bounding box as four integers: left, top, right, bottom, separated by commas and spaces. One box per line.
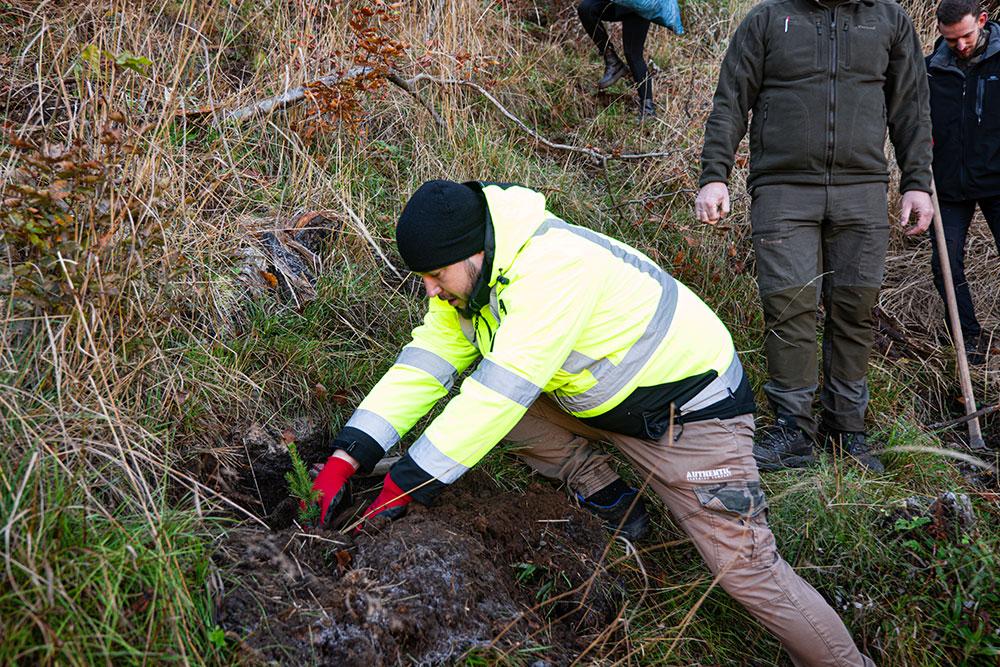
396, 180, 486, 272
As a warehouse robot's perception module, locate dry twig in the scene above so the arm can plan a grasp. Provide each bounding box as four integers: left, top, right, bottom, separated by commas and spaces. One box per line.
927, 402, 1000, 431
405, 73, 682, 166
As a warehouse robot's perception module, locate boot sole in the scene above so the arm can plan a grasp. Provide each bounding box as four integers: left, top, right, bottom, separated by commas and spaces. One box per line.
755, 452, 816, 472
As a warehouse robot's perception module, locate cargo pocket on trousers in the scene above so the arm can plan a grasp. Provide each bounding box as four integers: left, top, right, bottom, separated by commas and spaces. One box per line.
694, 481, 775, 567
693, 481, 768, 518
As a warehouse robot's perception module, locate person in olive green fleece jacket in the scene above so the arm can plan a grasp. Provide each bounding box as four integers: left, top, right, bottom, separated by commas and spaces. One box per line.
695, 0, 935, 473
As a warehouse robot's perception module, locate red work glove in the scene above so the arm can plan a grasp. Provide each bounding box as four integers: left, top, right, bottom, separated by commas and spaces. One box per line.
311, 455, 356, 525
356, 473, 411, 532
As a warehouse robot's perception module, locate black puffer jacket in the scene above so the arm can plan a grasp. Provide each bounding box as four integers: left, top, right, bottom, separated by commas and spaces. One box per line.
927, 23, 1000, 201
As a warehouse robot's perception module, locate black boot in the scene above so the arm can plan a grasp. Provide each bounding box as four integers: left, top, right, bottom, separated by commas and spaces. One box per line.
597, 48, 628, 90
828, 431, 884, 473
637, 97, 656, 120
753, 416, 815, 471
964, 333, 990, 366
577, 479, 651, 542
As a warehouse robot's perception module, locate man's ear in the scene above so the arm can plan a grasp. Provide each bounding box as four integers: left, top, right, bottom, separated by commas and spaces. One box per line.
978, 12, 988, 28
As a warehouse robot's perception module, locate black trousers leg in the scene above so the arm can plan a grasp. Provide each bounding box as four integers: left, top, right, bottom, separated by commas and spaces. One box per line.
621, 14, 651, 102
930, 200, 980, 340
978, 194, 1000, 254
577, 0, 613, 53
577, 0, 652, 102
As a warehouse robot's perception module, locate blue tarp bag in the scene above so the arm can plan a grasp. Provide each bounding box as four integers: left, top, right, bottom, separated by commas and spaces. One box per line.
615, 0, 684, 34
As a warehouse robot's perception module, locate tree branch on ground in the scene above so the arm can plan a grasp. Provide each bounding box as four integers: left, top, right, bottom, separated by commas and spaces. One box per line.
405, 73, 682, 166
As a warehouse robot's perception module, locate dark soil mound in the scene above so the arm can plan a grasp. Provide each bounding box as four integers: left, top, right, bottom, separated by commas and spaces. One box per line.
215, 471, 626, 665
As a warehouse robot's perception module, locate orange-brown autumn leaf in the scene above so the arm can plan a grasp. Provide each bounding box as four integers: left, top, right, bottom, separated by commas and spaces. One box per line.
260, 271, 279, 288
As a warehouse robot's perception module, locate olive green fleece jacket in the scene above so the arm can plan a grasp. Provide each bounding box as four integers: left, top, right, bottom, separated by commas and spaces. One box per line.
699, 0, 933, 193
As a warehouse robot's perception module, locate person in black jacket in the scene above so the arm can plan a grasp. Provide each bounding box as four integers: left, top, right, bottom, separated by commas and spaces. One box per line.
577, 0, 655, 119
927, 0, 1000, 364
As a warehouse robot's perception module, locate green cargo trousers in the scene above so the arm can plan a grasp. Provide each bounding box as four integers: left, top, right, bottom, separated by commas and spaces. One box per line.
506, 395, 874, 667
750, 183, 890, 437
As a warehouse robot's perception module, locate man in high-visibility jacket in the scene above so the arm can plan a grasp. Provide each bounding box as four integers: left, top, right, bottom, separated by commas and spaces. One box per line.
312, 180, 874, 666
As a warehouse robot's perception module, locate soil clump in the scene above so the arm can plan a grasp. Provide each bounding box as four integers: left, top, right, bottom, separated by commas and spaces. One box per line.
214, 470, 626, 665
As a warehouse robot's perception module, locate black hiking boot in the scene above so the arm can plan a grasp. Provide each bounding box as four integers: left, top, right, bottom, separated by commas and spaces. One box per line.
577, 479, 651, 542
637, 97, 656, 121
597, 49, 629, 90
828, 430, 884, 474
964, 334, 990, 366
753, 416, 815, 472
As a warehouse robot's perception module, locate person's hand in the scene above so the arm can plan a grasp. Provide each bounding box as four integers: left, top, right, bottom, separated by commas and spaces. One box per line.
899, 190, 934, 236
355, 473, 411, 533
311, 453, 358, 525
695, 182, 731, 224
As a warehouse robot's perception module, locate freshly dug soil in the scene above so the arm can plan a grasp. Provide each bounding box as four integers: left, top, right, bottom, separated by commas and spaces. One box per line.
215, 470, 626, 665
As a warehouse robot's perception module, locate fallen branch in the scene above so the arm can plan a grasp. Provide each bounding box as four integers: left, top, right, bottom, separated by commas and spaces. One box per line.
405, 73, 681, 166
927, 402, 1000, 433
183, 65, 443, 128
214, 66, 372, 122
385, 71, 445, 127
186, 69, 681, 166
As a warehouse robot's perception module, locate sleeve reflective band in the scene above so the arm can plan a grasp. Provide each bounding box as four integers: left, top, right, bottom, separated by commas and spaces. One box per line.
408, 434, 469, 483
395, 346, 458, 391
470, 359, 542, 407
344, 409, 401, 452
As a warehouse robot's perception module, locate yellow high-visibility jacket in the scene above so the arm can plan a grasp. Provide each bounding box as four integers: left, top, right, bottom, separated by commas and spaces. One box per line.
337, 183, 754, 501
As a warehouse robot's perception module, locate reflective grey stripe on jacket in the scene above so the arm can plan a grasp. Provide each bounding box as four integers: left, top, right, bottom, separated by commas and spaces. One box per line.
533, 218, 679, 413
395, 346, 458, 391
408, 434, 468, 483
345, 409, 400, 452
678, 353, 744, 415
471, 359, 542, 407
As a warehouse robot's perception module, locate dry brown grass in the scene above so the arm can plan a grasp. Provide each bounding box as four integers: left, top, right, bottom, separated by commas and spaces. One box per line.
2, 0, 999, 663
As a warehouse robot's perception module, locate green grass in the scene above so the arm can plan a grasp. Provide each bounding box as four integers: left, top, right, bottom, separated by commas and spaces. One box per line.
0, 449, 230, 665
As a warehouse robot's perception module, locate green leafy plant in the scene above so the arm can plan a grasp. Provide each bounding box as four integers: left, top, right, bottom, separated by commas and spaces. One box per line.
891, 508, 1000, 659
79, 44, 152, 74
285, 440, 320, 524
894, 516, 932, 531
207, 626, 227, 649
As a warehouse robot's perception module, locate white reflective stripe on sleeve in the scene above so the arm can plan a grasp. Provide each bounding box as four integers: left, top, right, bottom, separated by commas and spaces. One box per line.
395, 346, 458, 391
408, 434, 469, 483
470, 359, 542, 408
345, 409, 400, 452
679, 353, 744, 414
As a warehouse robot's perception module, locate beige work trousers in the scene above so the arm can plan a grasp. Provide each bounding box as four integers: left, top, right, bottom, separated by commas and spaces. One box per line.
506, 396, 874, 667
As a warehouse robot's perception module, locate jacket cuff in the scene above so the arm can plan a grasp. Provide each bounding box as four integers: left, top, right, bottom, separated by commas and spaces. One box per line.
388, 454, 447, 505
698, 171, 728, 189
900, 183, 933, 195
332, 427, 383, 474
